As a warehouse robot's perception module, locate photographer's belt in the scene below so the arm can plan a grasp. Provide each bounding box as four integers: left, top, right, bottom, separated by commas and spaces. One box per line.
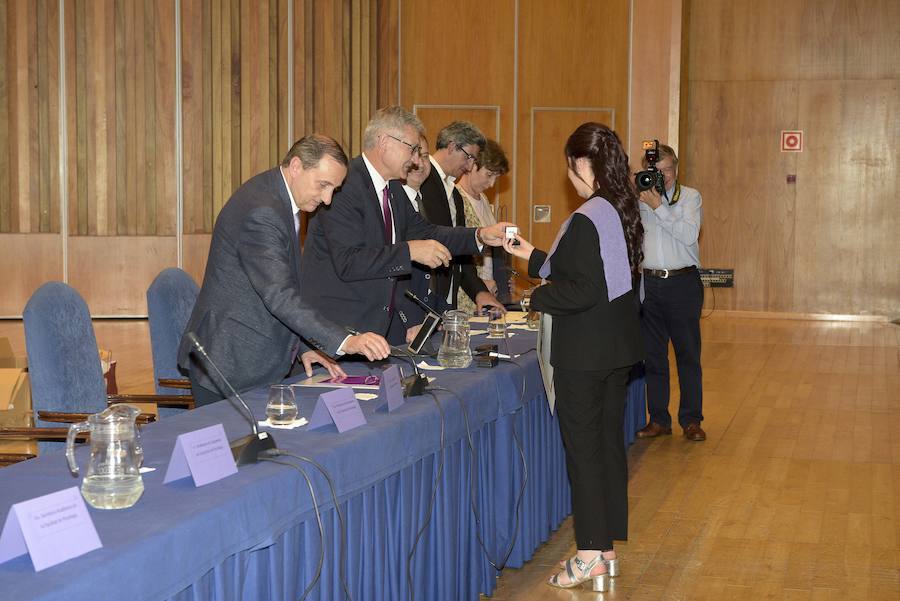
644, 265, 697, 279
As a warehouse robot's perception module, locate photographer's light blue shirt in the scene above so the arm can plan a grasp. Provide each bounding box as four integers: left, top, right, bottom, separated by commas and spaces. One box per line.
639, 183, 703, 270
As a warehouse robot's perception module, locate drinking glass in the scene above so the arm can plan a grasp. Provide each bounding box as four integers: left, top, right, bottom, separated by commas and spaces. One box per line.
266, 384, 298, 425
485, 306, 507, 338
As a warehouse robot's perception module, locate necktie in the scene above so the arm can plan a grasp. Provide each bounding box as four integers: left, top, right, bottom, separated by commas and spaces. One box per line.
382, 186, 393, 243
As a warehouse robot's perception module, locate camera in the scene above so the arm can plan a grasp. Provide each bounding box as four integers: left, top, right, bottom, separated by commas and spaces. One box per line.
634, 139, 666, 194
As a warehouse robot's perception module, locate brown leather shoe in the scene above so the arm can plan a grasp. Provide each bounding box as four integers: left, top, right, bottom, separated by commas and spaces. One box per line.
683, 423, 706, 441
636, 422, 672, 438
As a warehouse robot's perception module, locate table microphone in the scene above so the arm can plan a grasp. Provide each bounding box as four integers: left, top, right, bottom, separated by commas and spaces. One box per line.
186, 332, 277, 465
389, 345, 428, 397
403, 289, 441, 317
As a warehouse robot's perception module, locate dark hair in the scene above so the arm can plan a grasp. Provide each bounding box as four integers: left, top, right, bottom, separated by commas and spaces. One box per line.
435, 121, 486, 152
564, 123, 644, 278
281, 134, 348, 169
475, 139, 509, 174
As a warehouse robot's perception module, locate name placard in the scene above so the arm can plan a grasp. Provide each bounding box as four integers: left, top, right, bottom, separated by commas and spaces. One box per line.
0, 486, 102, 571
163, 423, 238, 486
376, 365, 405, 412
308, 388, 367, 433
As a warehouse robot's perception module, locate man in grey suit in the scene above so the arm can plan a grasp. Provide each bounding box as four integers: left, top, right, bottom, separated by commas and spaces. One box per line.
178, 135, 391, 406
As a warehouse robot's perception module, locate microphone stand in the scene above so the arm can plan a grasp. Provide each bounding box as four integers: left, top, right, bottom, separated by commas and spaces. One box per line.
187, 332, 277, 465
390, 345, 429, 397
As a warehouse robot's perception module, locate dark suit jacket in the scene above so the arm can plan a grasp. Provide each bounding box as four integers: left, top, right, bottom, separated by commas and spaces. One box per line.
177, 167, 347, 394
528, 213, 643, 371
300, 155, 480, 337
418, 167, 489, 311
388, 180, 437, 330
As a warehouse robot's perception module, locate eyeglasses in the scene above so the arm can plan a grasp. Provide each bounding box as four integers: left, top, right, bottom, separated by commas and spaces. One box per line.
386, 134, 422, 158
457, 143, 476, 163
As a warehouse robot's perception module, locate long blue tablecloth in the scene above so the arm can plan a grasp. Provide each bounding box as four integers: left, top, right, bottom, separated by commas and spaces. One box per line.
0, 329, 645, 600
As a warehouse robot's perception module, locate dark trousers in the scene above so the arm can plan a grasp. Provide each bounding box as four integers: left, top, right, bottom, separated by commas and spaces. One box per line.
554, 365, 631, 550
641, 270, 704, 428
188, 374, 225, 408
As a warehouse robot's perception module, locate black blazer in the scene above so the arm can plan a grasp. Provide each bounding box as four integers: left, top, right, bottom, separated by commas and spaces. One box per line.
177, 167, 347, 393
418, 167, 489, 310
528, 213, 643, 371
388, 180, 437, 329
300, 155, 480, 337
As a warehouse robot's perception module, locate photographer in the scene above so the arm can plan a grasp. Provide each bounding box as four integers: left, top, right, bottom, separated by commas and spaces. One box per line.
634, 143, 707, 442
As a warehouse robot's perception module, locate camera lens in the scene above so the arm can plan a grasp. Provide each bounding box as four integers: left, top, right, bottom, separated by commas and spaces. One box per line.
635, 171, 654, 192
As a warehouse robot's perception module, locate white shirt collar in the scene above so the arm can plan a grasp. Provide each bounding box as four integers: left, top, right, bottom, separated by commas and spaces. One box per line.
361, 152, 389, 197
279, 167, 301, 214
430, 156, 456, 187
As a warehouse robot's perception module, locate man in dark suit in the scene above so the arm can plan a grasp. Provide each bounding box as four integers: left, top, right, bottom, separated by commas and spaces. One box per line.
178, 135, 391, 406
300, 107, 514, 346
418, 121, 504, 314
389, 136, 437, 342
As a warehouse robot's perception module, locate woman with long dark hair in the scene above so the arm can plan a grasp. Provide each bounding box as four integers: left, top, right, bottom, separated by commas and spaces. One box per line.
504, 122, 643, 591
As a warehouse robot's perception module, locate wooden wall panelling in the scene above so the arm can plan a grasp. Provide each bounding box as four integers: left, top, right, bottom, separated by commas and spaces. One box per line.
794, 80, 899, 317
1, 0, 60, 235
68, 237, 177, 315
685, 81, 800, 314
529, 109, 616, 253
0, 235, 63, 316
629, 0, 682, 168
517, 0, 630, 253
375, 0, 398, 109
399, 0, 516, 231
65, 0, 178, 315
66, 0, 177, 237
685, 0, 900, 316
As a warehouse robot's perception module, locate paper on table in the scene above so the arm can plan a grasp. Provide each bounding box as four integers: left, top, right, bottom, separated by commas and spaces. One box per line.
257, 417, 308, 430
416, 361, 445, 371
355, 393, 378, 401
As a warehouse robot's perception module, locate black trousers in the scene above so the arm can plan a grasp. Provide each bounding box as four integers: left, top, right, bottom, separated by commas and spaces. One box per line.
554, 365, 631, 550
641, 270, 704, 428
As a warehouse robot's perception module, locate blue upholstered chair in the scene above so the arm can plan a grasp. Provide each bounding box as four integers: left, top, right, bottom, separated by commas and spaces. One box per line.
147, 268, 199, 398
0, 282, 191, 461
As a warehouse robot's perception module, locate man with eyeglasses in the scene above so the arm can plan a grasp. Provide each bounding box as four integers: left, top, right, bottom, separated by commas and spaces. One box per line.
300, 107, 516, 346
418, 121, 505, 315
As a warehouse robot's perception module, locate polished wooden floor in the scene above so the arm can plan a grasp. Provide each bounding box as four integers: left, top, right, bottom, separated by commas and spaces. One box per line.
1, 315, 898, 600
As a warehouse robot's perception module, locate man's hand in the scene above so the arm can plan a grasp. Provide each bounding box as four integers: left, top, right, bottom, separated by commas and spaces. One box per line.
405, 323, 422, 344
342, 332, 391, 361
640, 189, 662, 209
300, 349, 346, 379
477, 222, 517, 247
408, 239, 451, 268
475, 291, 506, 315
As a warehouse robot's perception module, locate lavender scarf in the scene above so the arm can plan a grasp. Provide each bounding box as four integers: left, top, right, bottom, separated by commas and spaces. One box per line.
538, 196, 632, 302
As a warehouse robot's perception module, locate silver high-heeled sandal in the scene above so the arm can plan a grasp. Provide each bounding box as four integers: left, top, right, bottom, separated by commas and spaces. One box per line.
548, 554, 609, 591
605, 556, 620, 577
559, 555, 620, 577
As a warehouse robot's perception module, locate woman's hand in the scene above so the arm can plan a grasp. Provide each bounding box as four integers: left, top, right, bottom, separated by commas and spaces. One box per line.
502, 234, 535, 261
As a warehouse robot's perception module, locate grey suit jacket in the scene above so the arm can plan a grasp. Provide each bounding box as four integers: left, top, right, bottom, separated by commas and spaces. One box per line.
177, 167, 347, 394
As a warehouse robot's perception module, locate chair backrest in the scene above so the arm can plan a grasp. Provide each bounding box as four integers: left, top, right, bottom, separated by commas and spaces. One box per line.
147, 268, 199, 395
23, 282, 107, 449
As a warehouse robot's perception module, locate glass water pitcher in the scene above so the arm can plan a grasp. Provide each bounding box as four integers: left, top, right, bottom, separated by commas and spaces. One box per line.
437, 310, 472, 368
66, 404, 145, 510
